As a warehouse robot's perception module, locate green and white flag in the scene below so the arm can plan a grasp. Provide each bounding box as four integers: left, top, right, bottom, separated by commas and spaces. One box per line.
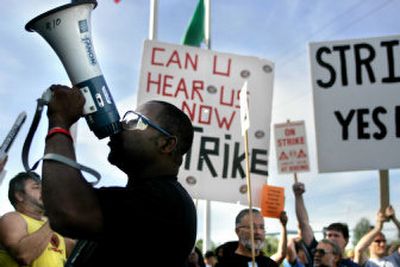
182, 0, 205, 47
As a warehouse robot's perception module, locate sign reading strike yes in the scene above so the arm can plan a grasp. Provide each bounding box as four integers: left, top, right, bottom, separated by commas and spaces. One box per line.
137, 40, 274, 204
274, 121, 309, 174
310, 35, 400, 172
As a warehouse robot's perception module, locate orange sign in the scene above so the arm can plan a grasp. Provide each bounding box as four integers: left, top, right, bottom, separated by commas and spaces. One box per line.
260, 185, 285, 218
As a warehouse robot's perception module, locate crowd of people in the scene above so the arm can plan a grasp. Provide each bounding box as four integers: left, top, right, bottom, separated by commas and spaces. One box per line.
189, 183, 400, 267
188, 184, 400, 267
0, 86, 399, 267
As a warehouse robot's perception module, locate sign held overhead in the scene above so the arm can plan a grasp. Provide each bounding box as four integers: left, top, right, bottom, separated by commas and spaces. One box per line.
310, 34, 400, 172
274, 120, 310, 174
137, 40, 274, 204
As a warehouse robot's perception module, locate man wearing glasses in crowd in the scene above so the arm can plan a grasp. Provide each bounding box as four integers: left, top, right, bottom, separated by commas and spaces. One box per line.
354, 206, 400, 267
313, 239, 341, 267
292, 182, 360, 267
41, 85, 197, 267
215, 209, 279, 267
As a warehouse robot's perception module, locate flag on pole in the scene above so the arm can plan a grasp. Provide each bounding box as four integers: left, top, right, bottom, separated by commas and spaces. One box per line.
182, 0, 205, 47
240, 81, 250, 136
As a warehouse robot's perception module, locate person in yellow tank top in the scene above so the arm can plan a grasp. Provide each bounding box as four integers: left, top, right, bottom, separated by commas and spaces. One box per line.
0, 171, 75, 266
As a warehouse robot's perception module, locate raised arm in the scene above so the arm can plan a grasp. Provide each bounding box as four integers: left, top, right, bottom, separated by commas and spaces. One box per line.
353, 211, 387, 265
42, 85, 102, 239
386, 205, 400, 233
292, 182, 314, 246
286, 237, 299, 265
271, 211, 288, 265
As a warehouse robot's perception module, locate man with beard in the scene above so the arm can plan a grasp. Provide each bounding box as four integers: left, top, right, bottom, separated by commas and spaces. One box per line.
216, 209, 278, 267
0, 172, 75, 266
41, 85, 197, 267
313, 239, 341, 267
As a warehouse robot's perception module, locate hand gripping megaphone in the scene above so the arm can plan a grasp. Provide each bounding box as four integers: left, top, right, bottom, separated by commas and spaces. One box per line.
25, 1, 121, 139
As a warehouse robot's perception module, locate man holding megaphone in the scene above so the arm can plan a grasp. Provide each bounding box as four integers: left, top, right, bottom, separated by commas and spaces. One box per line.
41, 85, 197, 267
24, 1, 196, 266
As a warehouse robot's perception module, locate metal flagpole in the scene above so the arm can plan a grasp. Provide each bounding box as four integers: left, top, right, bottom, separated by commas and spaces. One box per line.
203, 0, 212, 253
205, 0, 211, 49
149, 0, 158, 40
203, 200, 211, 252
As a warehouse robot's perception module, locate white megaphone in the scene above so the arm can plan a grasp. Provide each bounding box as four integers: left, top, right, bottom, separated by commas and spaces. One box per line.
25, 0, 121, 139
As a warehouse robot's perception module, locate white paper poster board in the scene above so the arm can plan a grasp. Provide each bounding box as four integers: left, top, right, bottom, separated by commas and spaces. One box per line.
310, 34, 400, 172
274, 120, 310, 174
137, 40, 274, 205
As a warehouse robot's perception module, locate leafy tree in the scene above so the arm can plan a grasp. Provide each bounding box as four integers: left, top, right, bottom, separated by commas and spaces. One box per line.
195, 239, 217, 254
263, 236, 279, 256
352, 218, 371, 246
196, 239, 203, 251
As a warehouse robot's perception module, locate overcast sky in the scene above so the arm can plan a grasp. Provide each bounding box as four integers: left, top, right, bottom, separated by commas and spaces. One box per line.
0, 0, 399, 248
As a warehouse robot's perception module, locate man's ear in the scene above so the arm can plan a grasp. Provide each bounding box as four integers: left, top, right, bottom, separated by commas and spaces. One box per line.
15, 192, 24, 203
235, 227, 240, 236
159, 136, 178, 154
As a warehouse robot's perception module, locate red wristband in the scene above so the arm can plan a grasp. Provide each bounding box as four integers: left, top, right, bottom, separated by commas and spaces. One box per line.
46, 127, 73, 141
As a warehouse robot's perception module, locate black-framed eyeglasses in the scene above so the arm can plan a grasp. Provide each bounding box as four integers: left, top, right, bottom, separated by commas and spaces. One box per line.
237, 224, 265, 231
121, 110, 173, 138
313, 248, 333, 256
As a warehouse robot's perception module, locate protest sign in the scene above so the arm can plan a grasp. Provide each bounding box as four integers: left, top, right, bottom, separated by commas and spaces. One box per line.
137, 40, 274, 204
310, 35, 400, 172
260, 184, 285, 218
274, 120, 310, 174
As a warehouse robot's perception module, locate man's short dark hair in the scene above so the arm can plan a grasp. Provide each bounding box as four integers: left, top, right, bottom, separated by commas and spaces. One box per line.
204, 250, 215, 258
325, 222, 349, 241
235, 208, 261, 227
150, 100, 194, 156
8, 172, 40, 207
319, 239, 341, 256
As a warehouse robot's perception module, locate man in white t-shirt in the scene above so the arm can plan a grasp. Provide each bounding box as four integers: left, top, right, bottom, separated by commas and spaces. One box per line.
354, 206, 400, 267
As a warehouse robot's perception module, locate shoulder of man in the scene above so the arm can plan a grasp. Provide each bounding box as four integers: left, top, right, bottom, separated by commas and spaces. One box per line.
0, 212, 26, 225
384, 249, 400, 260
339, 258, 361, 267
364, 259, 383, 267
255, 254, 279, 267
0, 212, 29, 250
215, 252, 243, 267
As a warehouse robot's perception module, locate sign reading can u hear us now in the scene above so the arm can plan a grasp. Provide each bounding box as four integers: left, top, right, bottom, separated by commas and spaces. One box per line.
137, 40, 274, 205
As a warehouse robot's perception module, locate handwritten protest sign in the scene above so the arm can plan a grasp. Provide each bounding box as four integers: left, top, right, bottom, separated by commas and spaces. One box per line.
137, 40, 274, 204
310, 34, 400, 172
